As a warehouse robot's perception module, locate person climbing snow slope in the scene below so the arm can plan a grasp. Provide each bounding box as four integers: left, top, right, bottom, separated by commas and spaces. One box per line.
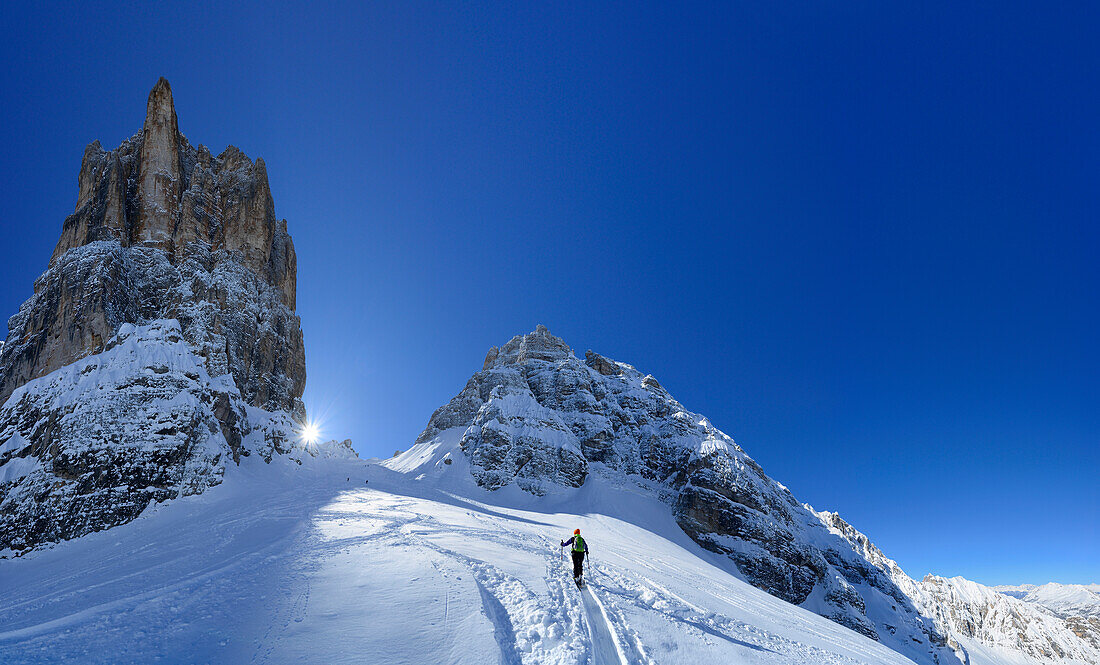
560, 528, 589, 586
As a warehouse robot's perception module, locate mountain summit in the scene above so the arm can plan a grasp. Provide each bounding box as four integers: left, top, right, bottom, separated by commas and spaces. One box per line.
0, 79, 307, 552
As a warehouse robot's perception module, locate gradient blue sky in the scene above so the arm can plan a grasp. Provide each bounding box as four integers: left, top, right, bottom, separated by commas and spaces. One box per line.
1, 2, 1096, 585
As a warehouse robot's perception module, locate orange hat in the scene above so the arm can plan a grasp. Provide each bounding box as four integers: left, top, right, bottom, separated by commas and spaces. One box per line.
574, 528, 581, 534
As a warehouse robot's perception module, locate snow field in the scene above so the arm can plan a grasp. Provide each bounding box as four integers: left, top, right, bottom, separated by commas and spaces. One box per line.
0, 437, 922, 665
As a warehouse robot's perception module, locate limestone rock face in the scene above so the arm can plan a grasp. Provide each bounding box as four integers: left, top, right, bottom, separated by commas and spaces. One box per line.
134, 77, 183, 248
2, 77, 302, 412
0, 79, 306, 552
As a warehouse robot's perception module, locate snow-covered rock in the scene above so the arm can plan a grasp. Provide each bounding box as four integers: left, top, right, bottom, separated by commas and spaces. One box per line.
0, 321, 299, 550
0, 78, 307, 552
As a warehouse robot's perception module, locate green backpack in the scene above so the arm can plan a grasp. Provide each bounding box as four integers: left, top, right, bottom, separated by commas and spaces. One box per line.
572, 535, 585, 553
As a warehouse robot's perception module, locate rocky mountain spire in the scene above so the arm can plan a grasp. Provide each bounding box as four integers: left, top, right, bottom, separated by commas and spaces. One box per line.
3, 77, 303, 408
0, 79, 308, 552
134, 77, 182, 248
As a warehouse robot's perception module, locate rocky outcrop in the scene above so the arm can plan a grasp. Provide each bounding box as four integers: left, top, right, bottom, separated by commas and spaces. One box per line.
0, 321, 299, 550
583, 350, 620, 376
416, 325, 1099, 665
418, 326, 589, 494
0, 79, 307, 552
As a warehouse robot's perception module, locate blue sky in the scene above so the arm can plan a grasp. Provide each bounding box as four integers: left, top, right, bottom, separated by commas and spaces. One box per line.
1, 2, 1096, 585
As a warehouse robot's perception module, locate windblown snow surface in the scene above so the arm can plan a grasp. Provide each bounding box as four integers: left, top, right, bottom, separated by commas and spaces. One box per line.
0, 429, 952, 665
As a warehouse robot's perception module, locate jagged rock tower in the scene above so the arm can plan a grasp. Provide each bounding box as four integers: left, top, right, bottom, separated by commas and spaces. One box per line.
0, 78, 307, 552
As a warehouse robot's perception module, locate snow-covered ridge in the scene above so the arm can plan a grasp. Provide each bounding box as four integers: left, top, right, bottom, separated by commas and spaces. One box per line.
992, 583, 1100, 655
810, 510, 1099, 664
994, 584, 1100, 618
915, 576, 1099, 664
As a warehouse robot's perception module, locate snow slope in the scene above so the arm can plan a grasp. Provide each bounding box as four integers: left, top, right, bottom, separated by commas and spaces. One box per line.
0, 428, 921, 665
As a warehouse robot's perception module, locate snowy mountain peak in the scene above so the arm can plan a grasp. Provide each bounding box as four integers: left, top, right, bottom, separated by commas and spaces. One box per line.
992, 583, 1100, 654
1008, 584, 1100, 617
413, 326, 968, 664
914, 575, 1100, 663
482, 324, 574, 370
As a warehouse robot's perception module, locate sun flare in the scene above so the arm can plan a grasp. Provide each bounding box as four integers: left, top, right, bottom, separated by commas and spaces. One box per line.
300, 422, 321, 445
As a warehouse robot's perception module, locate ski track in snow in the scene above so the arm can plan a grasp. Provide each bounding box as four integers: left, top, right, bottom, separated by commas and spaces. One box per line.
546, 541, 639, 665
475, 576, 523, 665
580, 586, 635, 665
0, 456, 925, 665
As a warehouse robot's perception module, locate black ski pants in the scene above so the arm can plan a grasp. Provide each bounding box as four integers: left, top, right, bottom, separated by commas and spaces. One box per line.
571, 550, 585, 578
